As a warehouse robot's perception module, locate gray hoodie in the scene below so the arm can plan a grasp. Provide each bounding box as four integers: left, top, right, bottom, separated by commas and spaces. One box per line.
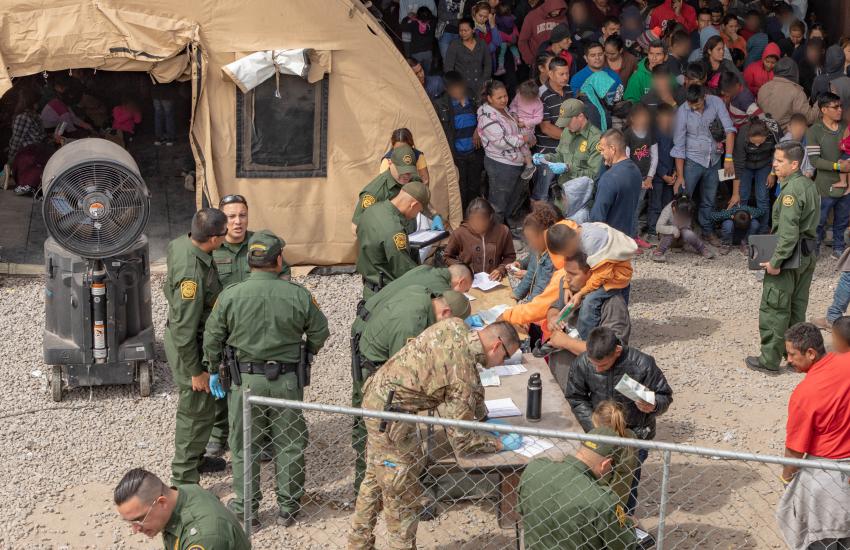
811, 45, 847, 102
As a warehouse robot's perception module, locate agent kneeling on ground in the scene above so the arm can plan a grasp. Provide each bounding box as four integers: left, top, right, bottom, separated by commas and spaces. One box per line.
566, 327, 673, 514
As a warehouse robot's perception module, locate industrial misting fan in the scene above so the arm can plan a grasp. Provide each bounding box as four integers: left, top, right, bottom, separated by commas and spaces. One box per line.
41, 138, 155, 401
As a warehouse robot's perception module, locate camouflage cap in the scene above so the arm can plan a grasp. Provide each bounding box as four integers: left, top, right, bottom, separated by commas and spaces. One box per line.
390, 144, 418, 175
440, 290, 472, 319
247, 229, 284, 262
402, 180, 430, 207
581, 427, 620, 458
555, 98, 585, 128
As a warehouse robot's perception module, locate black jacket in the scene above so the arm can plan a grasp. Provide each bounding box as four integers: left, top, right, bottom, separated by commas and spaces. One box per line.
432, 93, 477, 158
566, 346, 673, 440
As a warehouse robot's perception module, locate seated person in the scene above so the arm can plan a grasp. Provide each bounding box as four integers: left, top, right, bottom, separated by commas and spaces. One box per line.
511, 203, 561, 303
832, 316, 850, 354
444, 198, 516, 280
710, 205, 764, 254
652, 193, 714, 263
378, 127, 430, 184
40, 76, 93, 137
545, 221, 636, 339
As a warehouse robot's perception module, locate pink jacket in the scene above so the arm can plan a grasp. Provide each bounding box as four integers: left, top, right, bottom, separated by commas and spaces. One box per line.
509, 94, 544, 133
112, 106, 141, 134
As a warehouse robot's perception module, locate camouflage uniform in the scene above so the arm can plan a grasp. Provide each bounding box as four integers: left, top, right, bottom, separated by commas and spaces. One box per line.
348, 318, 500, 550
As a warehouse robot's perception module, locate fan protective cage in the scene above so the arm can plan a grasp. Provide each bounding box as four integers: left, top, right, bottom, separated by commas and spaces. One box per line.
41, 139, 150, 259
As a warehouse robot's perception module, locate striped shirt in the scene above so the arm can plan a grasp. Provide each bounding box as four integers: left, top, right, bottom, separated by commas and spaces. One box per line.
452, 98, 477, 155
535, 84, 569, 154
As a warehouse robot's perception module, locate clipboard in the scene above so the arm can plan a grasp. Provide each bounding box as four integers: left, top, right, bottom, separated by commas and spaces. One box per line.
747, 234, 801, 270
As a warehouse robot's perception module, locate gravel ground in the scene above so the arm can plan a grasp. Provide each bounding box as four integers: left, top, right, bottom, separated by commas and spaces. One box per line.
0, 249, 840, 549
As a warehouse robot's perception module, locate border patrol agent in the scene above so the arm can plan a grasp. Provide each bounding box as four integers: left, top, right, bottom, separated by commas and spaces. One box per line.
355, 180, 430, 299
114, 467, 250, 550
539, 98, 603, 185
519, 427, 638, 550
207, 194, 291, 458
352, 144, 419, 229
164, 208, 229, 485
746, 141, 820, 374
350, 286, 471, 492
203, 230, 329, 527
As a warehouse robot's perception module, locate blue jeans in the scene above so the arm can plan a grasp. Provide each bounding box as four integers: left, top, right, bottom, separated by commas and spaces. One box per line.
738, 165, 771, 230
720, 218, 760, 244
577, 287, 624, 339
827, 271, 850, 323
153, 98, 176, 141
627, 448, 649, 515
683, 158, 720, 236
818, 193, 850, 254
438, 31, 458, 61
532, 163, 556, 202
411, 51, 433, 74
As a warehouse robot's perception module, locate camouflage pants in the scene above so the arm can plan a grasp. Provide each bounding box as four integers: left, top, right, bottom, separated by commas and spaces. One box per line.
348, 456, 424, 550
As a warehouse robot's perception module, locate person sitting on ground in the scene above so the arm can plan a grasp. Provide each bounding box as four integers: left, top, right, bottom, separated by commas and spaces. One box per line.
114, 468, 249, 549
775, 323, 850, 550
653, 193, 715, 262
509, 79, 545, 182
378, 127, 430, 185
111, 96, 142, 141
518, 426, 637, 550
511, 203, 561, 303
831, 316, 850, 353
545, 221, 636, 339
6, 85, 52, 196
40, 75, 93, 136
593, 400, 638, 510
565, 326, 673, 513
444, 197, 517, 280
710, 205, 765, 255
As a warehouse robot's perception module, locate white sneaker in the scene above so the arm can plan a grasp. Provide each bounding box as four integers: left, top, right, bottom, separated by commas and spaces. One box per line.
184, 173, 195, 191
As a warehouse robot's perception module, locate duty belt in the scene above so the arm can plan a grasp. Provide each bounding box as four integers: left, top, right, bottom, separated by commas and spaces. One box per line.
359, 357, 384, 378
355, 301, 371, 322
362, 278, 383, 294
239, 362, 299, 375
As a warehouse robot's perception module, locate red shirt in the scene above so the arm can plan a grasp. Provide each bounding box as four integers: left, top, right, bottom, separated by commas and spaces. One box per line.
785, 353, 850, 459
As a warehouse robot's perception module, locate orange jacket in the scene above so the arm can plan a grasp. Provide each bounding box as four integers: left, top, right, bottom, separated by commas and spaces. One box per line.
579, 259, 633, 297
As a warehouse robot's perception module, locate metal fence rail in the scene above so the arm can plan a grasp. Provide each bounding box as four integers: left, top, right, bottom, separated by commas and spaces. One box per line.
239, 392, 850, 549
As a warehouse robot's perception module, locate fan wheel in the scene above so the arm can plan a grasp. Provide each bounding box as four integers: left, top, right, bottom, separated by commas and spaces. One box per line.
51, 365, 63, 402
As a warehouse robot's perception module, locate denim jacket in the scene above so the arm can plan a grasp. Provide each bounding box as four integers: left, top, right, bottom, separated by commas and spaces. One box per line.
513, 250, 554, 302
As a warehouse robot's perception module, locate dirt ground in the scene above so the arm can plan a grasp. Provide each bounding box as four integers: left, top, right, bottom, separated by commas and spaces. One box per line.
0, 247, 841, 549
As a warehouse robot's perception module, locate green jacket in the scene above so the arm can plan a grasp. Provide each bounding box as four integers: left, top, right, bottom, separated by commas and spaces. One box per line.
352, 265, 453, 336
163, 235, 222, 380
355, 200, 418, 293
519, 456, 636, 550
544, 123, 603, 184
358, 285, 437, 363
623, 59, 654, 104
770, 171, 820, 269
213, 230, 290, 288
162, 484, 251, 550
351, 170, 402, 226
203, 271, 329, 366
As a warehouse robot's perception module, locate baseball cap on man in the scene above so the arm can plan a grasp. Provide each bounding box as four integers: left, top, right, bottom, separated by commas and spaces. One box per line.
581, 427, 620, 458
247, 229, 285, 262
555, 98, 586, 128
391, 145, 418, 175
402, 180, 430, 208
440, 290, 472, 319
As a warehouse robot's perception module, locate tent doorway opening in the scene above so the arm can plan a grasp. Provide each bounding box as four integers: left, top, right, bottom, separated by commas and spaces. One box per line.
0, 69, 196, 267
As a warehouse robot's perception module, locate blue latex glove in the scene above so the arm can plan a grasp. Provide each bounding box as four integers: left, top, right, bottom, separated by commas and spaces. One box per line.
549, 162, 568, 175
465, 314, 484, 328
532, 153, 545, 166
431, 215, 444, 231
500, 433, 523, 451
485, 418, 508, 435
209, 374, 226, 400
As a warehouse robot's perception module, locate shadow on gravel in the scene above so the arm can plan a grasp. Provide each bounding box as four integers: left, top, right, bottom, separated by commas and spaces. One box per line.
629, 278, 690, 304
631, 316, 721, 347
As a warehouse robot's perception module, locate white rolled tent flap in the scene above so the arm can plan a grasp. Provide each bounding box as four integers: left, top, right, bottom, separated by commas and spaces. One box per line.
222, 49, 311, 94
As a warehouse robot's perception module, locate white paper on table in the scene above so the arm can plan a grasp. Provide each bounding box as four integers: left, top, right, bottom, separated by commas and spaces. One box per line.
479, 369, 500, 387
478, 304, 509, 325
472, 272, 502, 291
512, 436, 555, 458
464, 293, 476, 301
485, 398, 522, 418
409, 229, 447, 244
492, 364, 528, 376
615, 373, 656, 406
503, 349, 523, 365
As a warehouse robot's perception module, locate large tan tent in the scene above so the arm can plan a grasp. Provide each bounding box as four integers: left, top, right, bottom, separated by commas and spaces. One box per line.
0, 0, 462, 265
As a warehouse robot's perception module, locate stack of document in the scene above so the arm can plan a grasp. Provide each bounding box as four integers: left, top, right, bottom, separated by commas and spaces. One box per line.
408, 229, 448, 245
492, 364, 527, 376
479, 369, 500, 387
472, 272, 502, 291
485, 398, 522, 418
512, 436, 555, 458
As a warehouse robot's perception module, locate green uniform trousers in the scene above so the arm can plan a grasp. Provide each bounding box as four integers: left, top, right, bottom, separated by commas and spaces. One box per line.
209, 398, 229, 446
228, 372, 307, 514
351, 368, 370, 493
171, 387, 217, 486
759, 254, 816, 369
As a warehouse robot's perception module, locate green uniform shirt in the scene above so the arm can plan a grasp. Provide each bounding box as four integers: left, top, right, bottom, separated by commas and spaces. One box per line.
544, 123, 603, 184
162, 484, 251, 550
203, 271, 329, 365
770, 171, 820, 269
164, 235, 222, 380
355, 200, 418, 293
805, 120, 847, 197
519, 456, 637, 550
358, 285, 437, 363
212, 231, 290, 288
352, 171, 402, 226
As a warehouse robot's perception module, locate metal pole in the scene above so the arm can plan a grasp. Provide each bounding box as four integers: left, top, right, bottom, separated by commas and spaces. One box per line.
242, 387, 253, 539
656, 450, 672, 550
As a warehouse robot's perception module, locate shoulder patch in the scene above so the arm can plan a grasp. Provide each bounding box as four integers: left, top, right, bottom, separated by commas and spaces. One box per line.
595, 141, 603, 153
579, 140, 588, 153
406, 337, 416, 345
615, 504, 628, 527
393, 232, 408, 251
186, 545, 205, 550
311, 294, 321, 309
361, 194, 377, 209
782, 195, 795, 207
180, 280, 197, 300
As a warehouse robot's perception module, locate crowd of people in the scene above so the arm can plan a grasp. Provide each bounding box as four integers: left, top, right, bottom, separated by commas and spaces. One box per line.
105, 0, 850, 548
